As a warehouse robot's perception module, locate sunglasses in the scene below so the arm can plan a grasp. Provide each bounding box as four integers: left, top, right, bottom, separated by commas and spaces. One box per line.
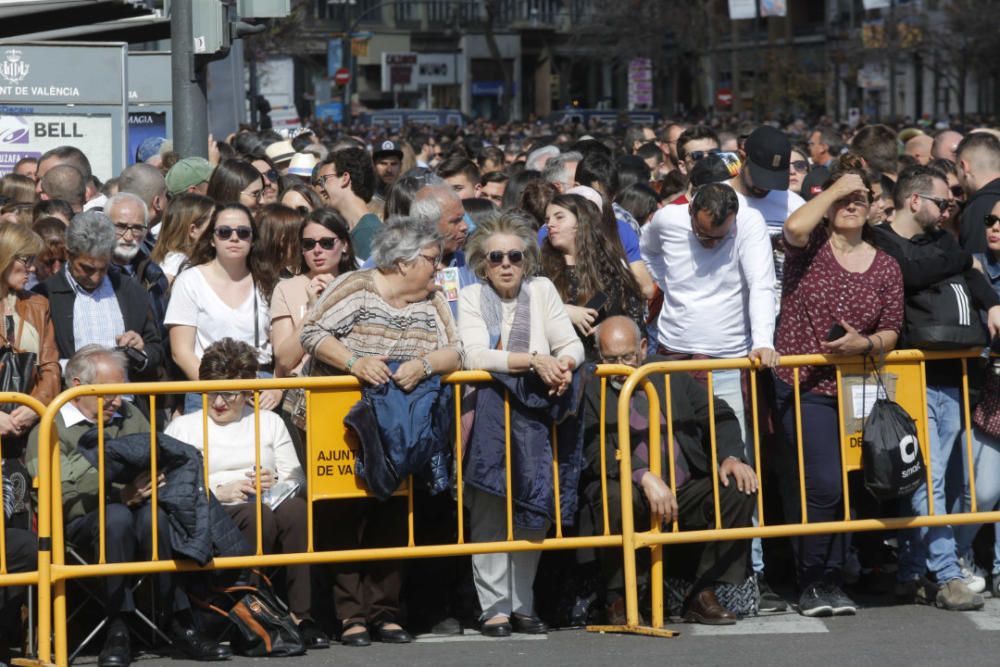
790, 160, 809, 173
214, 226, 253, 241
916, 193, 954, 211
951, 185, 965, 198
261, 169, 278, 183
302, 237, 340, 251
487, 250, 524, 265
985, 214, 1000, 228
687, 148, 720, 163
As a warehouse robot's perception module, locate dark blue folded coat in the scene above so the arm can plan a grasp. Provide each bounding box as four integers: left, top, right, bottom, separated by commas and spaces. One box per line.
78, 430, 251, 565
344, 361, 452, 501
464, 365, 593, 531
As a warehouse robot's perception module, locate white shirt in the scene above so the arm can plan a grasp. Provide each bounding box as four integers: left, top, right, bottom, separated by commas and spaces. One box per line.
736, 188, 805, 306
164, 407, 304, 502
457, 278, 585, 372
640, 201, 776, 357
164, 267, 272, 365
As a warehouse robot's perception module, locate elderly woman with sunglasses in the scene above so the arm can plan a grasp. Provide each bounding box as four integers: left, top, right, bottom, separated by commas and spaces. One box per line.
165, 203, 280, 413
164, 338, 329, 649
457, 211, 584, 637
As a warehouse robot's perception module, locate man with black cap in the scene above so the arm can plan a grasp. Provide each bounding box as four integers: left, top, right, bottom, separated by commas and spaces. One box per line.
372, 139, 403, 201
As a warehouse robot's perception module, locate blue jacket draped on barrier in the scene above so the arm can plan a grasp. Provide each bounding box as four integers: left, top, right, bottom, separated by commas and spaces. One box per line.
464, 365, 593, 531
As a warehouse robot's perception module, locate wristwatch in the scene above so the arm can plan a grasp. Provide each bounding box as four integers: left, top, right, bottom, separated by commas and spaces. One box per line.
420, 357, 433, 378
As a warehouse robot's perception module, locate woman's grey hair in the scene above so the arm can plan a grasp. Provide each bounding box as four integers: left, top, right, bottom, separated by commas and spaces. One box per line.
465, 210, 540, 280
64, 344, 127, 388
66, 210, 116, 259
369, 216, 443, 270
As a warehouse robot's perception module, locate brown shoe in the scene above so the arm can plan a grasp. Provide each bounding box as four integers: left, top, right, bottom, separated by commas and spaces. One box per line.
606, 597, 627, 625
683, 588, 737, 625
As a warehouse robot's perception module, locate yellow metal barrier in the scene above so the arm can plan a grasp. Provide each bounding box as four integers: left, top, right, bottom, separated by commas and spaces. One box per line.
42, 369, 634, 667
594, 349, 1000, 638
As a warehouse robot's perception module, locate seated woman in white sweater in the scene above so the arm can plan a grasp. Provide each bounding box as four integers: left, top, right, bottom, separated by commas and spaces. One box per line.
163, 338, 328, 649
457, 211, 584, 637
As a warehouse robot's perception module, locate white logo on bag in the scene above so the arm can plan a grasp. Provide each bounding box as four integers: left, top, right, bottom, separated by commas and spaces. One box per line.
899, 434, 918, 464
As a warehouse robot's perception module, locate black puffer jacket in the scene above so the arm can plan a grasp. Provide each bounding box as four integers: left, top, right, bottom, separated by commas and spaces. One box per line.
77, 430, 250, 565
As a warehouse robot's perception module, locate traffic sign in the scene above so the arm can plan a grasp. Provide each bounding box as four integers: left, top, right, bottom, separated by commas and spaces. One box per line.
716, 88, 733, 107
334, 67, 350, 86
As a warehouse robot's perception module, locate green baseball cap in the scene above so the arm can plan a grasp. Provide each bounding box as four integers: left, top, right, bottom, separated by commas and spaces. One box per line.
165, 157, 214, 196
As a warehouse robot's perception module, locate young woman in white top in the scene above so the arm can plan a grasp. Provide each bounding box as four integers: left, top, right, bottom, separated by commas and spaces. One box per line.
150, 193, 214, 285
164, 203, 280, 412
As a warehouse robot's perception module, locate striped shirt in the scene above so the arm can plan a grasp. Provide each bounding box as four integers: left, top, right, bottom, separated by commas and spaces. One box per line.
300, 269, 461, 376
65, 268, 126, 351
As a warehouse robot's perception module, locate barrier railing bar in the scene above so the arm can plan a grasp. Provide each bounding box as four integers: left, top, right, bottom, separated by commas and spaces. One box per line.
961, 358, 978, 514
407, 478, 415, 548
454, 383, 465, 545
0, 452, 6, 575
305, 389, 314, 553
834, 366, 851, 522
664, 372, 678, 534
503, 390, 513, 542
706, 371, 721, 531
650, 373, 669, 629
793, 369, 807, 524
599, 377, 610, 536
150, 395, 159, 562
97, 397, 106, 565
920, 361, 934, 517
253, 391, 263, 556
551, 423, 562, 539
749, 367, 764, 526
201, 393, 210, 501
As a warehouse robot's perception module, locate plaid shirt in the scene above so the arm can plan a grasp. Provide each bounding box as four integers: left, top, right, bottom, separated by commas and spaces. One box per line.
65, 267, 125, 351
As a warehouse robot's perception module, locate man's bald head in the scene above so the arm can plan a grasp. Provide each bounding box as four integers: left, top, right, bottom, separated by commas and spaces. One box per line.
932, 130, 963, 162
118, 163, 167, 220
41, 164, 86, 212
596, 315, 647, 367
904, 135, 933, 165
36, 146, 95, 200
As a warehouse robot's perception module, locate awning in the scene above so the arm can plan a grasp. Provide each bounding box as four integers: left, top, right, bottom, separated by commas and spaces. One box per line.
0, 0, 167, 43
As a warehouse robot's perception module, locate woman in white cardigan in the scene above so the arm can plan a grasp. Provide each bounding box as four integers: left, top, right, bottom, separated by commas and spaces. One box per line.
457, 211, 585, 637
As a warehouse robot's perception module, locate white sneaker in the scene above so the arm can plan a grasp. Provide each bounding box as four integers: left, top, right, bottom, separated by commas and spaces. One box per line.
959, 556, 987, 594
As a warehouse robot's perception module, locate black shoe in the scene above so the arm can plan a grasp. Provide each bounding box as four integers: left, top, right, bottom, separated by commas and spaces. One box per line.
511, 613, 548, 634
297, 619, 330, 649
98, 621, 131, 667
798, 583, 833, 617
372, 622, 412, 644
756, 574, 788, 612
429, 616, 463, 636
169, 623, 232, 661
480, 617, 512, 638
823, 584, 858, 616
340, 622, 371, 647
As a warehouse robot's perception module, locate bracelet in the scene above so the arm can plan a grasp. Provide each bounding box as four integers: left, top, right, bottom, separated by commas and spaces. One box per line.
420, 357, 433, 378
345, 354, 360, 373
863, 337, 874, 355
529, 351, 538, 373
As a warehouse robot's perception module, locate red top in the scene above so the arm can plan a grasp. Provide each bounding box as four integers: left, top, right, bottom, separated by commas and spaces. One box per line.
775, 226, 904, 396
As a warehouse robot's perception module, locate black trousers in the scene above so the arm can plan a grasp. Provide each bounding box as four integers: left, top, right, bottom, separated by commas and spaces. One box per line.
0, 526, 37, 613
65, 502, 189, 618
583, 476, 755, 596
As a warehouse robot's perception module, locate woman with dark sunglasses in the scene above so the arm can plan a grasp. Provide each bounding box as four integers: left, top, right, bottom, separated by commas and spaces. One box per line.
788, 143, 811, 196
271, 207, 356, 379
457, 211, 584, 638
165, 203, 280, 413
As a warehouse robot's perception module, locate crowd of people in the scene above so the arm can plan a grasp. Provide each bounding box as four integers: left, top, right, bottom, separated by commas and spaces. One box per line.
1, 113, 1000, 663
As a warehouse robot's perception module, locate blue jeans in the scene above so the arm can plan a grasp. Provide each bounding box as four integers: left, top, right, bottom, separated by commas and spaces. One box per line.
897, 384, 964, 583
712, 369, 764, 575
954, 427, 1000, 573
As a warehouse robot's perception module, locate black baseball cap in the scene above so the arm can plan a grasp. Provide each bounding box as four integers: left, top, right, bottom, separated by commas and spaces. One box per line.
373, 139, 403, 160
744, 126, 791, 191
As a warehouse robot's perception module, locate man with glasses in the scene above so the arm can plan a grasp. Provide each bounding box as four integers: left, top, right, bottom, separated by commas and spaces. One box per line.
104, 193, 169, 333
872, 165, 1000, 611
25, 346, 232, 667
315, 147, 381, 261
670, 125, 720, 204
579, 316, 757, 626
34, 211, 163, 382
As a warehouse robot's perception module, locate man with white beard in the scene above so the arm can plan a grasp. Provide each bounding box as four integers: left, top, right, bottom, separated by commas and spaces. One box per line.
104, 192, 169, 332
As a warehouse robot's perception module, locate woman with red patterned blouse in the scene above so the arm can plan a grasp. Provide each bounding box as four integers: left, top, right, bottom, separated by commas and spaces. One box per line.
773, 154, 905, 618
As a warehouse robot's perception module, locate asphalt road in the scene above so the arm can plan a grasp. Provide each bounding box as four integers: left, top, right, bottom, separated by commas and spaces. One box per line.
61, 596, 1000, 667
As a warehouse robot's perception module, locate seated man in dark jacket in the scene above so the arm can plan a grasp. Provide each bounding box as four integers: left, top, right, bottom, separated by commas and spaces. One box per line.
1, 468, 37, 663
580, 316, 756, 626
25, 346, 229, 667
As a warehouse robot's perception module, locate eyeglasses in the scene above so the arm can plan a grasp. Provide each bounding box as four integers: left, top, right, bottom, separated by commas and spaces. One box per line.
207, 391, 246, 404
314, 172, 339, 186
214, 226, 253, 241
916, 193, 954, 211
417, 253, 441, 267
302, 237, 340, 251
487, 250, 524, 265
241, 189, 264, 203
687, 148, 720, 163
790, 160, 809, 174
113, 222, 148, 238
951, 185, 965, 198
13, 254, 35, 268
984, 214, 1000, 228
600, 352, 639, 366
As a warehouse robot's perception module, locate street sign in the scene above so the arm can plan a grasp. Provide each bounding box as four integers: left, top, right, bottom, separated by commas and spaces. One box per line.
716, 88, 733, 107
333, 67, 350, 86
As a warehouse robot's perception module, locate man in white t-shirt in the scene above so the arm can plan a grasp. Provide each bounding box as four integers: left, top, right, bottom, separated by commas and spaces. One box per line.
728, 126, 805, 306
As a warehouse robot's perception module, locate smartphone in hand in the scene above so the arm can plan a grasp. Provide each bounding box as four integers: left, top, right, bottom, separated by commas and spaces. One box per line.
827, 323, 847, 342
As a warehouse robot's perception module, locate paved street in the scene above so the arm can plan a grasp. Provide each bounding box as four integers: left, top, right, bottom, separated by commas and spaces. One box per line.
63, 597, 1000, 667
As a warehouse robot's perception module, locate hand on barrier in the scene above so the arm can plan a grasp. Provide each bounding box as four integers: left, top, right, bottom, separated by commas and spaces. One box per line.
719, 457, 757, 495
819, 320, 869, 356
749, 347, 780, 368
533, 354, 573, 396
565, 305, 599, 336
350, 355, 392, 386
640, 471, 677, 523
246, 467, 276, 491
121, 471, 166, 507
258, 389, 283, 411
392, 359, 428, 392
9, 404, 39, 433
216, 478, 257, 503
0, 411, 20, 436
